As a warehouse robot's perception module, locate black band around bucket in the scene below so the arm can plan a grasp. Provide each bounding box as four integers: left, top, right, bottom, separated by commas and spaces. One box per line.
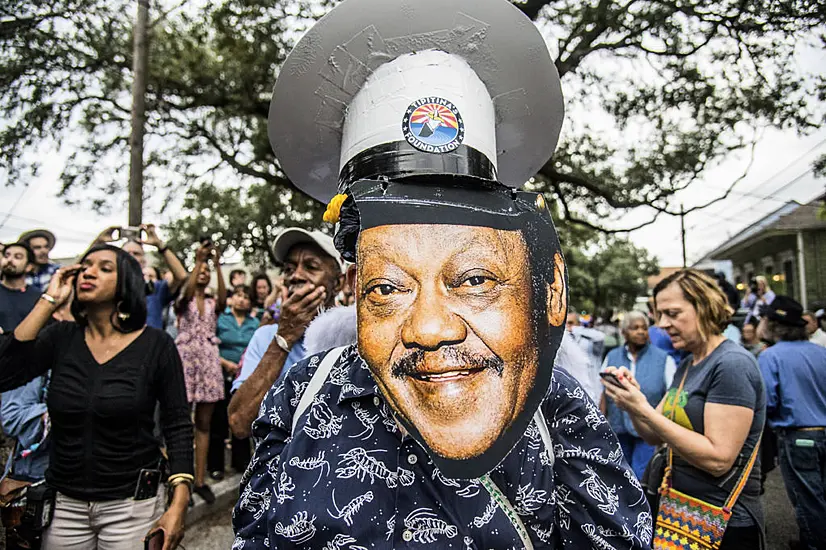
338, 141, 497, 189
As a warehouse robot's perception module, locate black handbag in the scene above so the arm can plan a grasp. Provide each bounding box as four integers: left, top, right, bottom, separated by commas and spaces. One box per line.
641, 445, 667, 512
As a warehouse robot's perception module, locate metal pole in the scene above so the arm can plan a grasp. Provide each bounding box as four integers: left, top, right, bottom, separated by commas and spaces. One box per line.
797, 231, 808, 308
128, 0, 150, 227
680, 204, 687, 268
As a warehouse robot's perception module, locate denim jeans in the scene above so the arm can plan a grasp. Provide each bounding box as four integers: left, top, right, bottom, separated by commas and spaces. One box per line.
778, 429, 826, 550
43, 491, 164, 550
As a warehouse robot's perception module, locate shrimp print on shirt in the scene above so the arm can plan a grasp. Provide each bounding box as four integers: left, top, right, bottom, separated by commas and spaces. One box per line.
233, 345, 651, 549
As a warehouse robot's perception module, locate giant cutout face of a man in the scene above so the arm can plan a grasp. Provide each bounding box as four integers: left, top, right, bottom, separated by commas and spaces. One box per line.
356, 222, 567, 464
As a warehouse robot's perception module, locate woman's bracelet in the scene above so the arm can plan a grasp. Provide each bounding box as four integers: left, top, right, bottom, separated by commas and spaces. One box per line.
167, 473, 194, 489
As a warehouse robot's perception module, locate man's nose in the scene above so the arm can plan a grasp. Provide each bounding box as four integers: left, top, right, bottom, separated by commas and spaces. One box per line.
401, 284, 466, 351
288, 265, 308, 282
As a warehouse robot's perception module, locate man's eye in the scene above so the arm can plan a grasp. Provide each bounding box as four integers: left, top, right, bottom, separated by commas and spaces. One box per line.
459, 274, 497, 288
371, 284, 396, 296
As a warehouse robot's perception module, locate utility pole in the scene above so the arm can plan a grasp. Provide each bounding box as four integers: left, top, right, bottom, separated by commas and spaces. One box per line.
128, 0, 150, 227
680, 203, 687, 268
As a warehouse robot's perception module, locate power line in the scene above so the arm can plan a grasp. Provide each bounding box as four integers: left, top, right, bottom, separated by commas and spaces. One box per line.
746, 137, 826, 195
0, 211, 98, 239
689, 166, 816, 228
0, 189, 28, 231
0, 222, 95, 245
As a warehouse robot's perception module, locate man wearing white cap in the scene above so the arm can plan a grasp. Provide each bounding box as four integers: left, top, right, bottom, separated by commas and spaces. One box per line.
227, 228, 345, 439
235, 0, 650, 547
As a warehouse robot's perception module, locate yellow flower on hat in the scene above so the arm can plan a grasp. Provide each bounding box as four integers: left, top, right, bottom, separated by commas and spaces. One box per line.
323, 193, 348, 224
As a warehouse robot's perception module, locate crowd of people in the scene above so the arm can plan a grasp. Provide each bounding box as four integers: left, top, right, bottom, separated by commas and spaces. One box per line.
1, 219, 823, 549
0, 225, 352, 549
566, 272, 826, 550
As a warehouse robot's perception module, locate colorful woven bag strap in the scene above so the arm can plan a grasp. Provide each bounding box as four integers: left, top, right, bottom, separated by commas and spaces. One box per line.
661, 365, 690, 492
722, 432, 762, 513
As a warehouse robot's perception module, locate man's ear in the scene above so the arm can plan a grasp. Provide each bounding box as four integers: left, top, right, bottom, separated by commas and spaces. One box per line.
546, 252, 567, 327
346, 264, 357, 298
333, 272, 345, 296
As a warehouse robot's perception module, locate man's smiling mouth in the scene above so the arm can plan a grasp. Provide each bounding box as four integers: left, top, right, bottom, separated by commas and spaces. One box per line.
410, 367, 485, 382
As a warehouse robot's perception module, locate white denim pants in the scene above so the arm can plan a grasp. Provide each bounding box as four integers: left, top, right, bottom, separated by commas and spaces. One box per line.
42, 492, 164, 550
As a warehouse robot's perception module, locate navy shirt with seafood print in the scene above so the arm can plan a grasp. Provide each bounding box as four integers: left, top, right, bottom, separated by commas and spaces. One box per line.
232, 345, 652, 549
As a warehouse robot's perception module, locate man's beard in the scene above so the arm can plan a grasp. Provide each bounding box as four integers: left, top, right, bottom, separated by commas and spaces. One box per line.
391, 347, 505, 379
1, 265, 25, 278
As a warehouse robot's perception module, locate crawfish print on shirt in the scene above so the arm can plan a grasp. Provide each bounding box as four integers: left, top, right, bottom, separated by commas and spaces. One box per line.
232, 345, 652, 549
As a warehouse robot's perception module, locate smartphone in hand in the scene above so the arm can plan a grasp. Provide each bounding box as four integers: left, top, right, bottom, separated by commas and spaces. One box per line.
599, 371, 625, 388
144, 529, 164, 550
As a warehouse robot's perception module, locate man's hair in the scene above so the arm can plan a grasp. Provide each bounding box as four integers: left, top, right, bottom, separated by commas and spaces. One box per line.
765, 319, 809, 342
2, 242, 35, 265
71, 244, 147, 333
653, 269, 732, 342
230, 269, 246, 280
620, 310, 649, 332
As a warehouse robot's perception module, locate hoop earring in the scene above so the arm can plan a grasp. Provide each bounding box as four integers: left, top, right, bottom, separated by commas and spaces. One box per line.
116, 301, 130, 322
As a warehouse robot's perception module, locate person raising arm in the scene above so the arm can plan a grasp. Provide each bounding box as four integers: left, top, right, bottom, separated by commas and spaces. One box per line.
0, 246, 193, 550
228, 229, 344, 439
175, 242, 226, 504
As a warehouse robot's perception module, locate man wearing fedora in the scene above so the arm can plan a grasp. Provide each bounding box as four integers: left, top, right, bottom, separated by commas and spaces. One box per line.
18, 229, 59, 293
757, 296, 826, 550
233, 0, 650, 547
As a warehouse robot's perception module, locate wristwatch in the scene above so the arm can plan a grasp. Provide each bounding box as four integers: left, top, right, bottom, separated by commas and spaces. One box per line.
275, 333, 291, 353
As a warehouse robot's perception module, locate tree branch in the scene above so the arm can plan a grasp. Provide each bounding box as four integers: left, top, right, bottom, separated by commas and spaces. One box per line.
550, 182, 664, 233
191, 122, 287, 187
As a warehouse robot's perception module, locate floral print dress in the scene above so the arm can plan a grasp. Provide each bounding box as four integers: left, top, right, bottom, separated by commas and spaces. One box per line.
176, 297, 224, 404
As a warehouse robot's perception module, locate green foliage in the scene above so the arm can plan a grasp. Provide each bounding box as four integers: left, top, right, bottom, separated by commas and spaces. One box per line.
162, 178, 324, 269
558, 221, 659, 313
0, 0, 824, 262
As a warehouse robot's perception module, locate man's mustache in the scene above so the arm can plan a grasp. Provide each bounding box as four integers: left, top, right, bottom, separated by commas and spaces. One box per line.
391, 347, 505, 379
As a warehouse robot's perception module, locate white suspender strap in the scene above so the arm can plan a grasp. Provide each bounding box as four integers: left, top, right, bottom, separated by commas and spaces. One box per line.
478, 409, 553, 549
291, 346, 347, 433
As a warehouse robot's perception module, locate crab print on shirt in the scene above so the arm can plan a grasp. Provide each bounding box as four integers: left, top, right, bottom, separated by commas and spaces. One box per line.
233, 345, 652, 549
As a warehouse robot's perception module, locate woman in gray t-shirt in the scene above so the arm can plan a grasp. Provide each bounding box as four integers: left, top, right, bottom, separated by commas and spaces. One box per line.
603, 269, 766, 550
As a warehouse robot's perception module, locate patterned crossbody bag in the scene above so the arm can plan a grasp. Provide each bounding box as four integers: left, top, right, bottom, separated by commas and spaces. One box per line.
653, 368, 761, 550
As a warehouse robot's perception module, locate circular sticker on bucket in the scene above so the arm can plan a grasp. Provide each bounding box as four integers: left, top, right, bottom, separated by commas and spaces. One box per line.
402, 97, 465, 153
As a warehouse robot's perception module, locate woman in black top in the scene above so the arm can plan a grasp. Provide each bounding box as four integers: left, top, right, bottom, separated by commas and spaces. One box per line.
0, 245, 193, 549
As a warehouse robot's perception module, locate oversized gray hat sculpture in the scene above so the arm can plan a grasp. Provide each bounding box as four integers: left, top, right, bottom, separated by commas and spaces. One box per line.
269, 0, 565, 203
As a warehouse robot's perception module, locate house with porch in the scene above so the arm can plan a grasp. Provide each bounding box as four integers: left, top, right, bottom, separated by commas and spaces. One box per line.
696, 196, 826, 309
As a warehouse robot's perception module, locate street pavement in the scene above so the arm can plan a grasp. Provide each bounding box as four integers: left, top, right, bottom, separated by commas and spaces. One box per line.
184, 467, 800, 550
185, 505, 234, 550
